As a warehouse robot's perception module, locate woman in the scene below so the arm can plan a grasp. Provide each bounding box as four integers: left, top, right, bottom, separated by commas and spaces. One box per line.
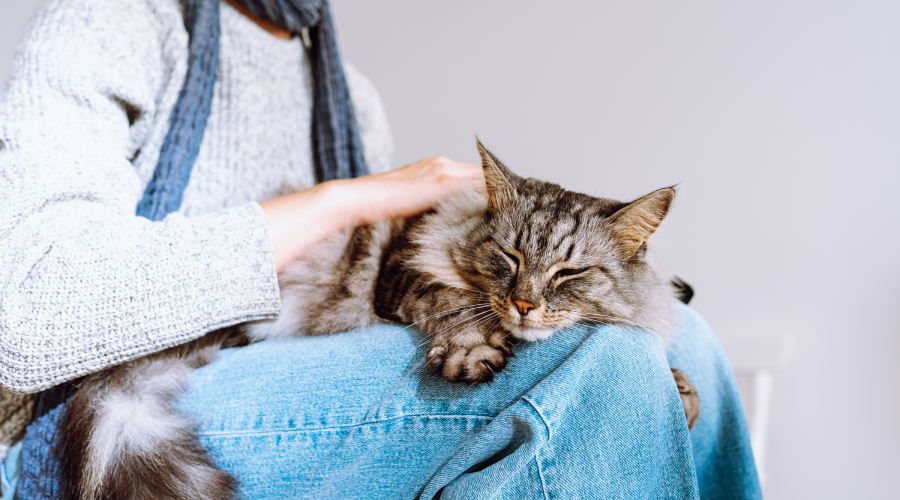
0, 0, 760, 498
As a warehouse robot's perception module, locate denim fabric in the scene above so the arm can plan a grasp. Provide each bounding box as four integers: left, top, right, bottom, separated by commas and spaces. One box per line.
175, 304, 761, 499
0, 442, 22, 500
672, 309, 762, 499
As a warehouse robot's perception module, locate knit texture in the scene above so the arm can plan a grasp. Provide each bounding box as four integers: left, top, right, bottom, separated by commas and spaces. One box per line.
0, 0, 393, 462
232, 0, 369, 183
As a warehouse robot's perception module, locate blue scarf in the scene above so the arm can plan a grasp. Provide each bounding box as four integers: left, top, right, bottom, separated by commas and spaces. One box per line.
16, 1, 365, 497
137, 0, 368, 220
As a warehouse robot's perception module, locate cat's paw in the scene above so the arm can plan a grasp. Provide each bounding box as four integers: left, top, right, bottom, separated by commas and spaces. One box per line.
428, 344, 508, 384
426, 331, 513, 384
671, 368, 700, 429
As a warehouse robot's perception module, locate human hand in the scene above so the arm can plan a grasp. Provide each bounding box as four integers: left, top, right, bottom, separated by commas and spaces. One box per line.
333, 156, 482, 225
261, 156, 483, 270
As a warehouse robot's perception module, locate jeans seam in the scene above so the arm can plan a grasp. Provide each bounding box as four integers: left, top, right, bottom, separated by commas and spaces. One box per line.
197, 413, 494, 438
521, 395, 553, 441
522, 397, 552, 499
534, 452, 550, 500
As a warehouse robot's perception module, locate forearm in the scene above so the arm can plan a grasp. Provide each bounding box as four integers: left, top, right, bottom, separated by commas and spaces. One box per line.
260, 182, 358, 271
0, 200, 280, 393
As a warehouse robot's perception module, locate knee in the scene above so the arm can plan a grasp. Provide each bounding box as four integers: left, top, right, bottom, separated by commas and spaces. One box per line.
529, 323, 675, 405
584, 325, 673, 396
522, 324, 685, 438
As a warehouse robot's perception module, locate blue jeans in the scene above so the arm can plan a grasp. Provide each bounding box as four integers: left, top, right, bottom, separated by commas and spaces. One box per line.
177, 304, 759, 499
8, 305, 760, 499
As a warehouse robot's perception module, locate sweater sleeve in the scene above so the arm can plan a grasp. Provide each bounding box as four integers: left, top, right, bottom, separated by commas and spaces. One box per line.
0, 0, 281, 393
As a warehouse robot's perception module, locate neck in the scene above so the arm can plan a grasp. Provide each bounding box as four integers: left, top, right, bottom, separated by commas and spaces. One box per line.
225, 0, 295, 40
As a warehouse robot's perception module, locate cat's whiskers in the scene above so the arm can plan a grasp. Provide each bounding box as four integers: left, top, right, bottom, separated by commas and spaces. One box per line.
421, 308, 500, 352
486, 317, 505, 345
407, 308, 499, 353
430, 308, 497, 339
404, 311, 491, 349
398, 303, 492, 333
560, 312, 652, 332
437, 310, 502, 353
443, 284, 490, 297
467, 310, 503, 334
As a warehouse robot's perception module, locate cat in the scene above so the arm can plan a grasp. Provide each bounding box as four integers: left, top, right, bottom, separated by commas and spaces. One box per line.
59, 140, 699, 499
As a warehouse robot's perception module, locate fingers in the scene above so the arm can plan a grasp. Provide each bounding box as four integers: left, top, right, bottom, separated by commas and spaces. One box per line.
448, 162, 483, 180
424, 157, 480, 179
386, 156, 482, 181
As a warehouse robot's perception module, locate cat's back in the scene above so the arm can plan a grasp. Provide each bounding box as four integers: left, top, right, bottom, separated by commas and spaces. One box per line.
407, 189, 488, 254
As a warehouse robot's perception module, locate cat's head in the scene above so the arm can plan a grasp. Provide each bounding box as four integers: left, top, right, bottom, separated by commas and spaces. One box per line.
462, 140, 675, 341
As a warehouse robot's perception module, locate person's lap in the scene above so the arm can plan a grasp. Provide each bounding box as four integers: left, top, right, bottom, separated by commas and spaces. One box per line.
177, 304, 760, 499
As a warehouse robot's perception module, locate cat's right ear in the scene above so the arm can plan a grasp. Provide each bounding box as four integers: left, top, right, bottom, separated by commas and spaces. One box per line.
476, 138, 518, 211
606, 186, 675, 258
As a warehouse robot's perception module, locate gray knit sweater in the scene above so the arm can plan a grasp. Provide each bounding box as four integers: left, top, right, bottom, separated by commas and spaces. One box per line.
0, 0, 393, 457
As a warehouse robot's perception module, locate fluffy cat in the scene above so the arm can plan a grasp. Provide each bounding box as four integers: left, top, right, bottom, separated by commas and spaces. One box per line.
59, 141, 698, 499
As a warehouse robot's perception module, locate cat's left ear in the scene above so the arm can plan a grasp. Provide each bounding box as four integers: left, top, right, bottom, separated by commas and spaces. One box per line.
476, 139, 519, 211
607, 187, 675, 258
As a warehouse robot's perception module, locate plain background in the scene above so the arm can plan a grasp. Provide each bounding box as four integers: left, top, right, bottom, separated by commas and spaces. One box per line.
3, 1, 899, 498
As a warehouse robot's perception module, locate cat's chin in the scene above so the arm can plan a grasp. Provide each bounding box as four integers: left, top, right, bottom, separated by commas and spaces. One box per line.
505, 323, 557, 342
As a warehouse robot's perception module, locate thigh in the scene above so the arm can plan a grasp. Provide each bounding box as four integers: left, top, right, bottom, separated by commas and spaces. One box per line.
177, 322, 583, 498
13, 307, 756, 499
179, 323, 523, 498
178, 318, 699, 499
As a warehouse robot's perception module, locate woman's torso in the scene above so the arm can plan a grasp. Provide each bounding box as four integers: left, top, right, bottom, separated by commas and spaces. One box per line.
130, 0, 391, 217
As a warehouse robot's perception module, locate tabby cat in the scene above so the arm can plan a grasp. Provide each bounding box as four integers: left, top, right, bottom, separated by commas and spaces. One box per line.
59, 141, 698, 499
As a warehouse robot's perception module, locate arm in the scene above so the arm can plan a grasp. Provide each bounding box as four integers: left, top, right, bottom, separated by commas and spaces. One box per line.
262, 157, 483, 271
0, 0, 281, 393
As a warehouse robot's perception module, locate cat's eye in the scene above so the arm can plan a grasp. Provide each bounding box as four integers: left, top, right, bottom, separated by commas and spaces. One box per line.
553, 267, 590, 280
498, 249, 520, 273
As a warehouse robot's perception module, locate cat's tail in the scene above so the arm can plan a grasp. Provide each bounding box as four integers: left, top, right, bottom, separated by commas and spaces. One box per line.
60, 332, 239, 500
671, 276, 695, 305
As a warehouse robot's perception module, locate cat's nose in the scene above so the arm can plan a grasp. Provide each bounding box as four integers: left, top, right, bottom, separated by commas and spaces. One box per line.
512, 299, 536, 316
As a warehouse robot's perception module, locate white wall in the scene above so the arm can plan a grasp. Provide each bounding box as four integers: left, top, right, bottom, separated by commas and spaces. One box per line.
4, 2, 899, 499
0, 4, 39, 78
329, 2, 900, 498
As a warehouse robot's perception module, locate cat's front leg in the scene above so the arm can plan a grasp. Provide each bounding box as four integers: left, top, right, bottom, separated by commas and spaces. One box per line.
424, 314, 514, 384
